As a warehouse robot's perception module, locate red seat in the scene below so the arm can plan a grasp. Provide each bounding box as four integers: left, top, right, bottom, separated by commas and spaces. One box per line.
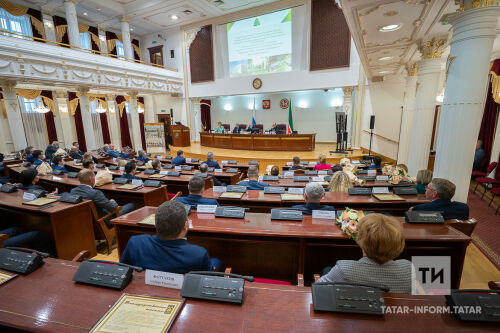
471, 162, 497, 179
474, 175, 500, 198
489, 187, 500, 214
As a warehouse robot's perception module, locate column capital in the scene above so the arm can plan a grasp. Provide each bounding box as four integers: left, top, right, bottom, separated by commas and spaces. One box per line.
76, 86, 90, 96
120, 16, 130, 23
54, 90, 68, 99
454, 0, 500, 11
0, 80, 16, 92
105, 93, 115, 101
418, 37, 447, 59
405, 62, 419, 76
128, 91, 139, 99
342, 86, 354, 97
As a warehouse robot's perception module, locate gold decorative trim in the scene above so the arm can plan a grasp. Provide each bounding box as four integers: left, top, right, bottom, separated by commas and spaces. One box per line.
406, 62, 419, 76
444, 55, 456, 86
455, 0, 500, 11
418, 37, 446, 59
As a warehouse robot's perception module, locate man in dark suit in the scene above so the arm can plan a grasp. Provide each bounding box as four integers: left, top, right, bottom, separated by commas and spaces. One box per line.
32, 150, 44, 167
172, 150, 186, 166
473, 140, 486, 171
70, 169, 135, 226
69, 146, 83, 160
123, 162, 141, 180
239, 166, 269, 190
72, 141, 84, 156
105, 144, 119, 158
410, 178, 469, 220
44, 141, 59, 161
292, 182, 335, 215
136, 150, 150, 163
120, 200, 221, 273
270, 123, 280, 134
119, 147, 132, 159
290, 156, 306, 170
199, 163, 225, 186
175, 176, 219, 207
203, 152, 221, 169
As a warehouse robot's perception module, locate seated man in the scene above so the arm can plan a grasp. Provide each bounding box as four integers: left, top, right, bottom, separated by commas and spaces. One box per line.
82, 159, 95, 170
270, 123, 280, 134
17, 169, 44, 191
69, 146, 83, 160
44, 141, 59, 161
70, 169, 135, 226
151, 159, 161, 171
239, 166, 269, 190
232, 125, 242, 134
409, 178, 469, 220
172, 150, 186, 166
368, 156, 382, 169
1, 226, 56, 256
25, 146, 35, 163
136, 150, 150, 163
473, 140, 485, 171
175, 176, 219, 207
318, 213, 414, 293
32, 150, 44, 167
203, 152, 221, 169
119, 148, 132, 159
120, 200, 221, 273
292, 182, 335, 215
105, 144, 119, 158
290, 156, 305, 170
123, 162, 141, 180
200, 163, 224, 186
51, 155, 69, 174
72, 141, 84, 156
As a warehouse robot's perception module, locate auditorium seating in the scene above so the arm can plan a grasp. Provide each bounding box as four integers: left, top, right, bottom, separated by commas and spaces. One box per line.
471, 161, 497, 179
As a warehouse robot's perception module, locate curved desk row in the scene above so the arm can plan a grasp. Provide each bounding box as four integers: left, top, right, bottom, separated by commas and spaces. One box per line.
200, 132, 316, 151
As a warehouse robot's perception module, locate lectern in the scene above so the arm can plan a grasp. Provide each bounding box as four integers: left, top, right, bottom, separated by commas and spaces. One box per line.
171, 125, 190, 147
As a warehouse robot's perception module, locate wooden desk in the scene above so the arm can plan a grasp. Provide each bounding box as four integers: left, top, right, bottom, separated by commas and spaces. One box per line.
200, 132, 316, 151
258, 178, 411, 188
159, 157, 255, 177
112, 208, 469, 288
0, 258, 494, 332
0, 191, 96, 260
201, 189, 430, 213
172, 124, 190, 146
8, 166, 168, 208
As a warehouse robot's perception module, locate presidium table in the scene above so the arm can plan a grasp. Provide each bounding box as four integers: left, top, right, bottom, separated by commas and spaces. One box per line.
200, 132, 316, 151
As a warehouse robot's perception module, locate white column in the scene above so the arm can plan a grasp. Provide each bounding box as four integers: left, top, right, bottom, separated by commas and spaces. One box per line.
97, 25, 108, 53
120, 19, 133, 60
144, 94, 155, 123
42, 13, 57, 42
63, 0, 81, 48
128, 91, 143, 150
397, 63, 419, 167
433, 5, 500, 203
407, 38, 446, 177
106, 94, 120, 147
77, 87, 96, 150
54, 91, 74, 148
1, 80, 27, 150
191, 99, 202, 142
342, 87, 354, 147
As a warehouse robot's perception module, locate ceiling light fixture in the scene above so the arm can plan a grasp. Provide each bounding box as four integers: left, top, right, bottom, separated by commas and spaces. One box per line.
378, 70, 392, 74
83, 12, 88, 16
130, 28, 134, 31
171, 14, 179, 20
97, 8, 101, 11
378, 56, 393, 61
379, 24, 401, 32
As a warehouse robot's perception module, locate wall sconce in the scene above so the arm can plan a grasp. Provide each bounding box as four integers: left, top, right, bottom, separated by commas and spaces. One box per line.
436, 94, 444, 103
247, 102, 254, 110
58, 104, 67, 113
99, 35, 106, 42
109, 105, 116, 113
223, 103, 232, 111
44, 21, 53, 29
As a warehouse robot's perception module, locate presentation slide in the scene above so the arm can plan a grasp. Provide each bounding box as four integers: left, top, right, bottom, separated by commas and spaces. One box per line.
227, 9, 292, 78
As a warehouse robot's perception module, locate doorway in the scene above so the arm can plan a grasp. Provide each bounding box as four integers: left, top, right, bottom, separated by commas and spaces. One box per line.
157, 114, 172, 149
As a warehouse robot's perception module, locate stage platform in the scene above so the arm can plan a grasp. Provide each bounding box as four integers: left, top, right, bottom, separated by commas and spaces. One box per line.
166, 143, 366, 171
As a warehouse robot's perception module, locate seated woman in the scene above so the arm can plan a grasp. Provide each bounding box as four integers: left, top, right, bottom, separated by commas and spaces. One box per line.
51, 156, 69, 174
368, 156, 382, 169
327, 171, 353, 192
17, 169, 44, 191
265, 165, 280, 176
412, 169, 432, 194
214, 121, 225, 133
313, 154, 331, 171
151, 159, 161, 171
318, 213, 414, 293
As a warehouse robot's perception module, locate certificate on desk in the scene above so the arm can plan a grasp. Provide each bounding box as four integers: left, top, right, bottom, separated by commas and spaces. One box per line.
138, 214, 156, 225
90, 293, 184, 333
219, 192, 244, 199
0, 270, 17, 286
280, 194, 304, 201
373, 194, 405, 201
22, 197, 58, 206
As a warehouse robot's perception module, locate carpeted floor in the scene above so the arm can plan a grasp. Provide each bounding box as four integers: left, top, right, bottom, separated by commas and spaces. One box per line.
467, 187, 500, 269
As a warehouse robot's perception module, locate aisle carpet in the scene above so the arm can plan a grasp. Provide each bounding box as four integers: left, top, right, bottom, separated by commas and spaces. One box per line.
467, 189, 500, 269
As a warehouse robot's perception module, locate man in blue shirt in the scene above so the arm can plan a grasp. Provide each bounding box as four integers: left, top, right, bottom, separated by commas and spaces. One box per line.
121, 200, 221, 273
203, 152, 220, 169
25, 146, 35, 163
175, 176, 218, 207
69, 146, 83, 160
72, 141, 84, 156
105, 144, 119, 158
44, 141, 59, 161
410, 178, 469, 220
51, 155, 69, 173
473, 140, 486, 170
199, 163, 224, 186
32, 150, 44, 167
136, 150, 150, 163
119, 147, 132, 159
368, 156, 382, 169
123, 162, 141, 180
172, 150, 186, 166
290, 156, 306, 170
239, 166, 269, 190
292, 182, 335, 215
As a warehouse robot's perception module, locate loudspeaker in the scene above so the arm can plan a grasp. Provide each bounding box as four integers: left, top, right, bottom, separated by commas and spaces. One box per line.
170, 108, 173, 123
369, 115, 375, 130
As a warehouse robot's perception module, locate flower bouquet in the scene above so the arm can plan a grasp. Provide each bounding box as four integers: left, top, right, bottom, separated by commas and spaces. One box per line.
388, 166, 409, 184
382, 164, 394, 175
336, 208, 362, 240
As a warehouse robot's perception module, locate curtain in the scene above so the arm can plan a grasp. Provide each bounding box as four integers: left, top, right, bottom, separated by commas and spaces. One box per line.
0, 1, 45, 41
41, 90, 57, 143
52, 15, 69, 46
0, 8, 32, 40
138, 97, 146, 149
89, 100, 104, 148
26, 7, 43, 41
79, 32, 91, 51
200, 99, 211, 131
132, 38, 140, 61
19, 97, 48, 149
78, 23, 100, 52
106, 31, 122, 56
117, 95, 132, 147
100, 112, 111, 144
478, 59, 500, 169
69, 92, 87, 152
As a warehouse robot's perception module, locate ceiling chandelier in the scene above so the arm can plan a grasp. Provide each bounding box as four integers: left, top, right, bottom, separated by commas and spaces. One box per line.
33, 99, 50, 113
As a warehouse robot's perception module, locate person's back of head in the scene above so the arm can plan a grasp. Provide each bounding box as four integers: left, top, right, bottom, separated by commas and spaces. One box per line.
151, 159, 160, 170
188, 176, 205, 194
24, 146, 33, 154
52, 141, 59, 147
82, 159, 94, 169
199, 163, 208, 173
52, 155, 62, 166
83, 152, 92, 160
356, 213, 404, 264
125, 162, 136, 174
328, 171, 353, 192
138, 150, 145, 156
177, 150, 183, 157
155, 200, 188, 240
396, 164, 408, 173
270, 165, 279, 176
416, 169, 433, 185
293, 156, 300, 165
70, 146, 77, 152
207, 152, 214, 161
33, 150, 43, 160
371, 156, 382, 166
331, 164, 343, 173
247, 166, 259, 179
430, 178, 455, 200
318, 154, 327, 165
0, 152, 4, 163
77, 169, 94, 185
20, 169, 38, 186
304, 182, 324, 203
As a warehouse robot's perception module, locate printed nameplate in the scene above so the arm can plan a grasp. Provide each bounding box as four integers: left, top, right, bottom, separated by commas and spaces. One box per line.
119, 167, 125, 172
23, 192, 36, 201
318, 171, 328, 175
214, 168, 223, 173
160, 170, 168, 175
131, 179, 143, 186
145, 269, 184, 290
53, 176, 62, 181
197, 204, 217, 213
174, 166, 181, 170
186, 158, 192, 163
312, 210, 335, 219
283, 171, 294, 178
286, 162, 293, 166
288, 187, 304, 195
372, 187, 390, 194
376, 175, 389, 181
312, 176, 325, 182
212, 186, 227, 192
367, 169, 376, 175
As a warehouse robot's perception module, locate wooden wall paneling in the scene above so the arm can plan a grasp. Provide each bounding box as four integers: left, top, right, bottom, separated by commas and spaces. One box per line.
189, 25, 215, 83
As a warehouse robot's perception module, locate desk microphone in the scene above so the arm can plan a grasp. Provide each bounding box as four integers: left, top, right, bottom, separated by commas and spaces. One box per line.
87, 259, 144, 272
188, 270, 255, 282
6, 247, 49, 258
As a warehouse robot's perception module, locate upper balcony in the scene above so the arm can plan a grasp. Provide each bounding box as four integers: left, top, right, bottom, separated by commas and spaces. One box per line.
0, 30, 184, 94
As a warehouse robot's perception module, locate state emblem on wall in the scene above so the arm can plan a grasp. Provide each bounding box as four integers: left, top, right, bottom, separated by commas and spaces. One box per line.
280, 98, 289, 109
262, 100, 270, 109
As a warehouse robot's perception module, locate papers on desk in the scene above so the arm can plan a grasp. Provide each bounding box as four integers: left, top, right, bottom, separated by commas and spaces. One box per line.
90, 294, 184, 333
280, 194, 304, 201
22, 197, 58, 206
286, 162, 293, 166
151, 174, 167, 178
373, 194, 405, 201
138, 214, 155, 225
219, 192, 244, 199
283, 171, 294, 178
0, 270, 17, 286
118, 184, 142, 190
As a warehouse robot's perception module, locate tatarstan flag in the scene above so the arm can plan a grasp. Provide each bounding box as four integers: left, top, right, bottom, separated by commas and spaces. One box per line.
287, 98, 294, 134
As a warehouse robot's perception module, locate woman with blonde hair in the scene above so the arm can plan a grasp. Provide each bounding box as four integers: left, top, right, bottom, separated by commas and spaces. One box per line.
412, 169, 433, 194
328, 171, 353, 192
313, 154, 331, 171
